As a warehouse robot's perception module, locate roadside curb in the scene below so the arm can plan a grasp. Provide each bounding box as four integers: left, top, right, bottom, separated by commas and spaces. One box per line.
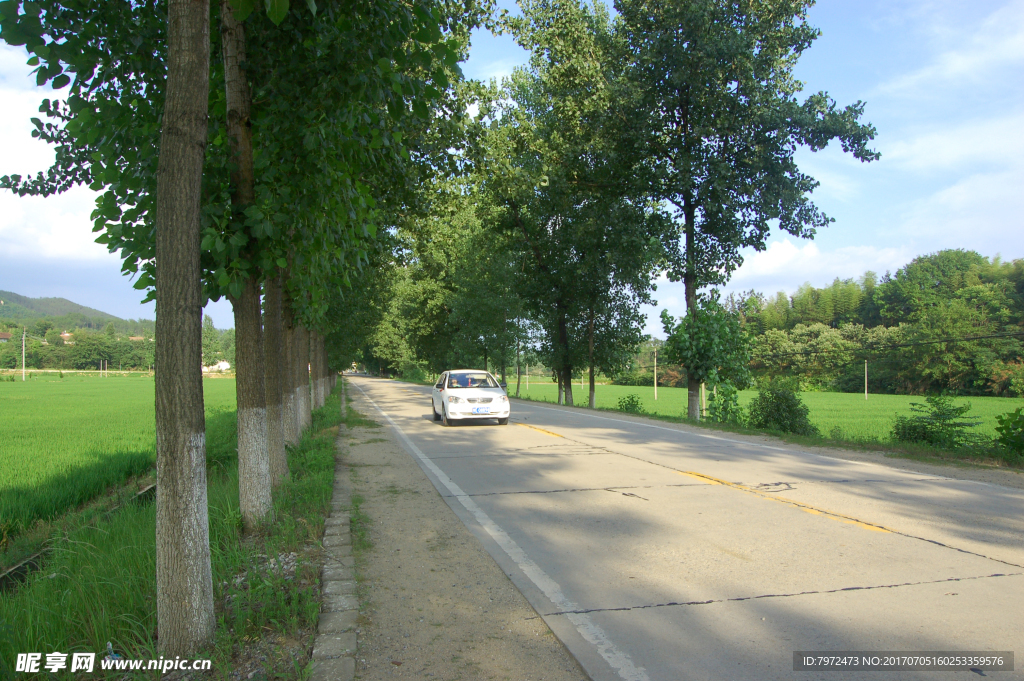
310, 384, 358, 681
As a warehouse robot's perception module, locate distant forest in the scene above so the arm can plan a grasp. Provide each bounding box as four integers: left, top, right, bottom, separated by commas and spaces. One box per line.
729, 250, 1024, 397
0, 289, 235, 371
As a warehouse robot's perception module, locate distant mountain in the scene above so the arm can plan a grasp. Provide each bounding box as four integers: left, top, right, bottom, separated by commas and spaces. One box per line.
0, 290, 122, 322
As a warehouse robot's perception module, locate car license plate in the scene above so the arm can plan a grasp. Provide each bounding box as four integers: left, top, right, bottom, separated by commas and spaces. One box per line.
472, 407, 490, 414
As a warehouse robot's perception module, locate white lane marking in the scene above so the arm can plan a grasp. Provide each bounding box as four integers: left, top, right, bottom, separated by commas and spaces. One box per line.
353, 382, 649, 681
518, 403, 971, 484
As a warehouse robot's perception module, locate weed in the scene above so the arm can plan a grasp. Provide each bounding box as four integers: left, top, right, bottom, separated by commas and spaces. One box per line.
747, 382, 818, 436
994, 407, 1024, 462
706, 381, 744, 425
617, 393, 645, 414
350, 493, 372, 552
0, 383, 342, 678
342, 406, 381, 429
891, 396, 984, 449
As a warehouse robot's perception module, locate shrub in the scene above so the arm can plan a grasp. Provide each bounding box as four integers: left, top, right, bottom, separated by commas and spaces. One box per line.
612, 370, 654, 387
706, 381, 744, 425
890, 396, 983, 449
747, 381, 818, 436
995, 408, 1024, 456
617, 393, 645, 414
398, 359, 429, 383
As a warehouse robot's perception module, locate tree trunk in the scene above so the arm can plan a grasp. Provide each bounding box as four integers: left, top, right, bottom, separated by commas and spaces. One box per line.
557, 306, 574, 406
515, 341, 521, 397
557, 370, 563, 405
687, 375, 701, 421
317, 332, 328, 406
588, 310, 596, 409
263, 275, 287, 486
281, 298, 298, 445
309, 330, 321, 410
683, 193, 699, 421
154, 0, 215, 656
231, 278, 272, 530
222, 1, 271, 526
296, 324, 311, 433
317, 332, 326, 407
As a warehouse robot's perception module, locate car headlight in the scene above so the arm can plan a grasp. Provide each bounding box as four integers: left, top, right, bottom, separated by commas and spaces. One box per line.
448, 396, 464, 403
499, 395, 508, 402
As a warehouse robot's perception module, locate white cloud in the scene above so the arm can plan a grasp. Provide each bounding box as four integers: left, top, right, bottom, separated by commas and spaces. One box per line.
725, 239, 912, 293
875, 0, 1024, 97
0, 44, 39, 93
469, 56, 522, 82
883, 113, 1024, 172
896, 166, 1024, 249
0, 187, 109, 260
640, 240, 914, 338
0, 44, 106, 261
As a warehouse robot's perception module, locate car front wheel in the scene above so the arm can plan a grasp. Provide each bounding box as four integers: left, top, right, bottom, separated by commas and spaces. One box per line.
497, 417, 509, 425
441, 406, 452, 427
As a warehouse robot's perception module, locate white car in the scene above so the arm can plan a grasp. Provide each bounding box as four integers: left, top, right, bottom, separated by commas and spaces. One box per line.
431, 369, 511, 426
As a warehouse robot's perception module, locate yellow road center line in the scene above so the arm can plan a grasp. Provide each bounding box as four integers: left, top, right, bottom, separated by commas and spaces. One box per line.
517, 423, 564, 438
678, 470, 891, 533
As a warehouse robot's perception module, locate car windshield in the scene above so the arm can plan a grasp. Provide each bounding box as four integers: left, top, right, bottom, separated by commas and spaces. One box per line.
447, 372, 499, 389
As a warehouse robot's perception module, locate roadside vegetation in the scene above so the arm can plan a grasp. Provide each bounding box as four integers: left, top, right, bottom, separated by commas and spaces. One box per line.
0, 314, 237, 371
0, 375, 234, 541
0, 0, 1018, 658
512, 382, 1024, 467
0, 385, 341, 678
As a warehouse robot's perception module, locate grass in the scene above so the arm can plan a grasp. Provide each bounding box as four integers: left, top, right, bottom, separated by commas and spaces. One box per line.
0, 382, 342, 678
512, 382, 1024, 442
0, 373, 235, 538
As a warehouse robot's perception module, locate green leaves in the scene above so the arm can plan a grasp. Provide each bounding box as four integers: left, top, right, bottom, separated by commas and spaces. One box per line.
662, 291, 750, 387
265, 0, 288, 25
230, 0, 256, 20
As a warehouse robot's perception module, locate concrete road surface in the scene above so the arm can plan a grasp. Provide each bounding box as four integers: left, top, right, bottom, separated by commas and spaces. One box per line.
347, 376, 1023, 681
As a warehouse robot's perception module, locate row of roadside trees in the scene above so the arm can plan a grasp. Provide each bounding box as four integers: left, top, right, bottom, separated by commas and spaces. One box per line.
341, 0, 879, 420
1, 0, 881, 656
1, 0, 485, 655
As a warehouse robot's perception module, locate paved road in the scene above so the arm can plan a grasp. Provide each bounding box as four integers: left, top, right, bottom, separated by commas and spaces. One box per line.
348, 377, 1024, 681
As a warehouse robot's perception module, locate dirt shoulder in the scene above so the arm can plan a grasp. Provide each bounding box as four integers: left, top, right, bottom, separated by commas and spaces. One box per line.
341, 394, 589, 681
512, 398, 1024, 491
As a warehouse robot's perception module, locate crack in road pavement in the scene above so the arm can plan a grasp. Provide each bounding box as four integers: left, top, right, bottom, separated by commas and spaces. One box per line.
505, 420, 1024, 570
460, 483, 703, 498
536, 572, 1024, 618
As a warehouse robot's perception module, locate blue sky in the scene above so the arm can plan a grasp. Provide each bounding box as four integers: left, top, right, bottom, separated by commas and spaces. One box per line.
1, 0, 1021, 332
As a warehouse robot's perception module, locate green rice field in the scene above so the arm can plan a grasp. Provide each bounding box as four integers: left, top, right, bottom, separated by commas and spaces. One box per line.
0, 373, 236, 535
511, 381, 1024, 441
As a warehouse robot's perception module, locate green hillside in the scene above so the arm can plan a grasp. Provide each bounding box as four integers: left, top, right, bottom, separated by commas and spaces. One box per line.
0, 290, 120, 321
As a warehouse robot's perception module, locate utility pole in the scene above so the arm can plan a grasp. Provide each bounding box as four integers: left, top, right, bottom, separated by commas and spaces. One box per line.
653, 347, 658, 401
864, 360, 868, 400
22, 328, 26, 381
526, 363, 529, 390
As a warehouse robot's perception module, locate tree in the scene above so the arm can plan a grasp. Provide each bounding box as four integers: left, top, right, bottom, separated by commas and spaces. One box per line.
480, 0, 669, 405
661, 291, 750, 419
201, 314, 221, 366
152, 0, 216, 656
1, 0, 482, 653
617, 0, 880, 417
876, 250, 988, 325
